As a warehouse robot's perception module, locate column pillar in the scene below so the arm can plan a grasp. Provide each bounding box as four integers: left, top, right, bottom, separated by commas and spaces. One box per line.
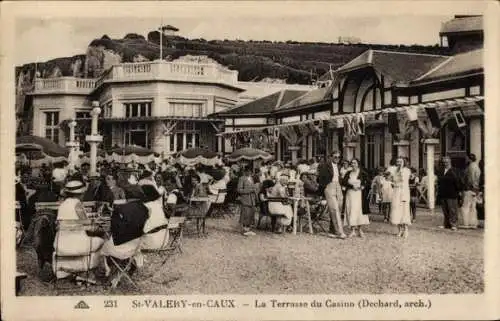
166, 135, 171, 154
343, 142, 357, 161
151, 120, 167, 155
191, 132, 196, 148
289, 146, 300, 165
307, 135, 313, 160
383, 126, 393, 168
182, 133, 187, 150
394, 140, 410, 158
424, 138, 439, 214
173, 134, 178, 153
86, 101, 103, 177
469, 118, 482, 161
66, 119, 79, 173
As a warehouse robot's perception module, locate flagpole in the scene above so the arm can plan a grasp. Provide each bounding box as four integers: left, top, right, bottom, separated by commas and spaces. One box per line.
159, 18, 163, 61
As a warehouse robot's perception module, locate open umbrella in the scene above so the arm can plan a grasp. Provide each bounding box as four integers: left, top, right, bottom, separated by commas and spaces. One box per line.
16, 135, 69, 166
227, 147, 273, 163
107, 145, 156, 164
177, 147, 220, 167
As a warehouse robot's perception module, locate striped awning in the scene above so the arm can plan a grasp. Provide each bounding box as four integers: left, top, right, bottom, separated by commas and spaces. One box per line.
217, 95, 484, 136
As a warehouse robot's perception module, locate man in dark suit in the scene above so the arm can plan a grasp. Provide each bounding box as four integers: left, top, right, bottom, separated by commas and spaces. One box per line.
437, 156, 463, 231
317, 151, 346, 239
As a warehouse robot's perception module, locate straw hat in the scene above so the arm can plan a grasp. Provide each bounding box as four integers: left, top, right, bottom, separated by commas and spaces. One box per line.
63, 180, 87, 195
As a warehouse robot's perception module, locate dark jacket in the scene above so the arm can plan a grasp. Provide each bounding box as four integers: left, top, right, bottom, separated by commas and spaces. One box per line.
437, 167, 463, 199
111, 200, 149, 246
317, 161, 341, 194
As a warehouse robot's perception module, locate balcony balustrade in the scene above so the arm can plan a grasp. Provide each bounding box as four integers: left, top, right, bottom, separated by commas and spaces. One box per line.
34, 60, 239, 95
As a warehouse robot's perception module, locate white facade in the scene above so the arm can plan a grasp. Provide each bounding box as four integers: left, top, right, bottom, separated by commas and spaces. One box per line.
29, 58, 244, 156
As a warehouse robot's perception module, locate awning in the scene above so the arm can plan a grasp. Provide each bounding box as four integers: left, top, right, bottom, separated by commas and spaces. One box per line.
217, 95, 484, 136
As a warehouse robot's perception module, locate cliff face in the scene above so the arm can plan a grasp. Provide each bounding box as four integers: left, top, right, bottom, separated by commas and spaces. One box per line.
15, 31, 451, 85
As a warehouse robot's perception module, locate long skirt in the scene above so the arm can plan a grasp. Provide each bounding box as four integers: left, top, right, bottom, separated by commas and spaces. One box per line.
239, 205, 255, 227
459, 191, 478, 227
390, 187, 412, 225
344, 189, 370, 226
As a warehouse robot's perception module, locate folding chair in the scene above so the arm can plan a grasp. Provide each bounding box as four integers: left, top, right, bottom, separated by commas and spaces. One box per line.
108, 239, 142, 290
53, 219, 103, 292
209, 189, 228, 218
183, 196, 210, 237
310, 198, 330, 233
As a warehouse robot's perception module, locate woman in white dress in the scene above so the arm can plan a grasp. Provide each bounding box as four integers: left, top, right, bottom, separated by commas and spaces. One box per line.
53, 180, 105, 279
342, 159, 370, 238
389, 157, 412, 238
141, 184, 170, 250
267, 176, 293, 234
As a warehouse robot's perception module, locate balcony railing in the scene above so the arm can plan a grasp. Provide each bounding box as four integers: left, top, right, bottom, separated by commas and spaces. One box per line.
105, 60, 239, 85
33, 77, 96, 94
33, 60, 240, 95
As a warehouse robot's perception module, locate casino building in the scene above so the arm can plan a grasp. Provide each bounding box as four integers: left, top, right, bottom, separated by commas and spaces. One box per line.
215, 15, 484, 171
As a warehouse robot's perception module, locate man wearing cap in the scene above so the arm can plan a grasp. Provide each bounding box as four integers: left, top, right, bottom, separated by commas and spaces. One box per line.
317, 151, 346, 239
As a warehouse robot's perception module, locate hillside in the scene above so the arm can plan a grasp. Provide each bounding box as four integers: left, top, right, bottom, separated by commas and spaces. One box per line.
15, 31, 451, 86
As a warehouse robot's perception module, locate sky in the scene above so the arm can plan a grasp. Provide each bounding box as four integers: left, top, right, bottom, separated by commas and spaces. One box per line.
14, 7, 453, 66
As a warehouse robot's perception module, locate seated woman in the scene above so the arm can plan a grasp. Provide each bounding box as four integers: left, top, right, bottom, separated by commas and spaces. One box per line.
101, 187, 149, 276
141, 184, 170, 250
105, 172, 126, 201
267, 176, 293, 234
52, 180, 105, 279
257, 180, 278, 232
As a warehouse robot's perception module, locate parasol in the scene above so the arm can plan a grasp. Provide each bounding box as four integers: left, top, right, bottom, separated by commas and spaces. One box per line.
107, 145, 156, 164
176, 147, 220, 167
226, 147, 273, 163
16, 135, 69, 166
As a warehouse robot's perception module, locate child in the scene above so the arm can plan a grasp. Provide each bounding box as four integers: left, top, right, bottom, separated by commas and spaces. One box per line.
379, 171, 393, 222
409, 168, 419, 222
371, 167, 385, 214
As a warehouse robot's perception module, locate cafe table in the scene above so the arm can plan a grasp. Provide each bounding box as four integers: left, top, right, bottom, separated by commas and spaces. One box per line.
288, 196, 313, 235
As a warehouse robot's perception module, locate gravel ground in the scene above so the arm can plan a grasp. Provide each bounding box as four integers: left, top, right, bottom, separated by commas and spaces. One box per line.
17, 208, 484, 295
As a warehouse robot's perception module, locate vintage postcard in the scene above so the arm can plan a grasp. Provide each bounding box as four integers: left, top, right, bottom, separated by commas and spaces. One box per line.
1, 1, 499, 320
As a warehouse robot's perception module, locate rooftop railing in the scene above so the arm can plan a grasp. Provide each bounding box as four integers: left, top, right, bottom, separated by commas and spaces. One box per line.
34, 60, 239, 95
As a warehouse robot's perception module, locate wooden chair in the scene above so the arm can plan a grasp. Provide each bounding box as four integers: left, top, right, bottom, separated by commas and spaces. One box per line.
310, 198, 330, 233
184, 196, 210, 237
209, 189, 228, 218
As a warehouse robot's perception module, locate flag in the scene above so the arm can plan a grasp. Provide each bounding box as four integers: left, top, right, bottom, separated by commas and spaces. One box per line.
314, 120, 324, 134
425, 107, 441, 128
452, 109, 466, 128
406, 106, 418, 123
357, 114, 365, 135
343, 117, 352, 137
349, 115, 359, 136
336, 118, 344, 128
273, 128, 280, 143
387, 112, 400, 134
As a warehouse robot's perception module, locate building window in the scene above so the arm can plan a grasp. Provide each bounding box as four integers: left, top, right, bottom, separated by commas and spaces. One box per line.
76, 111, 90, 119
103, 102, 112, 118
124, 102, 151, 118
124, 122, 149, 148
169, 121, 201, 152
169, 102, 202, 117
44, 111, 59, 144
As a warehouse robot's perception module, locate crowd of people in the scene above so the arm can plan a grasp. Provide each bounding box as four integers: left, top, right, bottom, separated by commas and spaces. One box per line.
15, 150, 484, 283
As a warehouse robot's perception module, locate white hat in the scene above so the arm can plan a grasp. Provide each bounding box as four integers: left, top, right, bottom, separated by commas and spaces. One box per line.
63, 180, 87, 194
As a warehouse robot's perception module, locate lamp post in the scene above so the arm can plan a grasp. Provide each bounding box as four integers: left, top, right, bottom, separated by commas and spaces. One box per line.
66, 119, 79, 173
86, 101, 103, 177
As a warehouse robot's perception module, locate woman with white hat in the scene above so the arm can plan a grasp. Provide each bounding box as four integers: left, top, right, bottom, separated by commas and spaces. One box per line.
52, 180, 105, 279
